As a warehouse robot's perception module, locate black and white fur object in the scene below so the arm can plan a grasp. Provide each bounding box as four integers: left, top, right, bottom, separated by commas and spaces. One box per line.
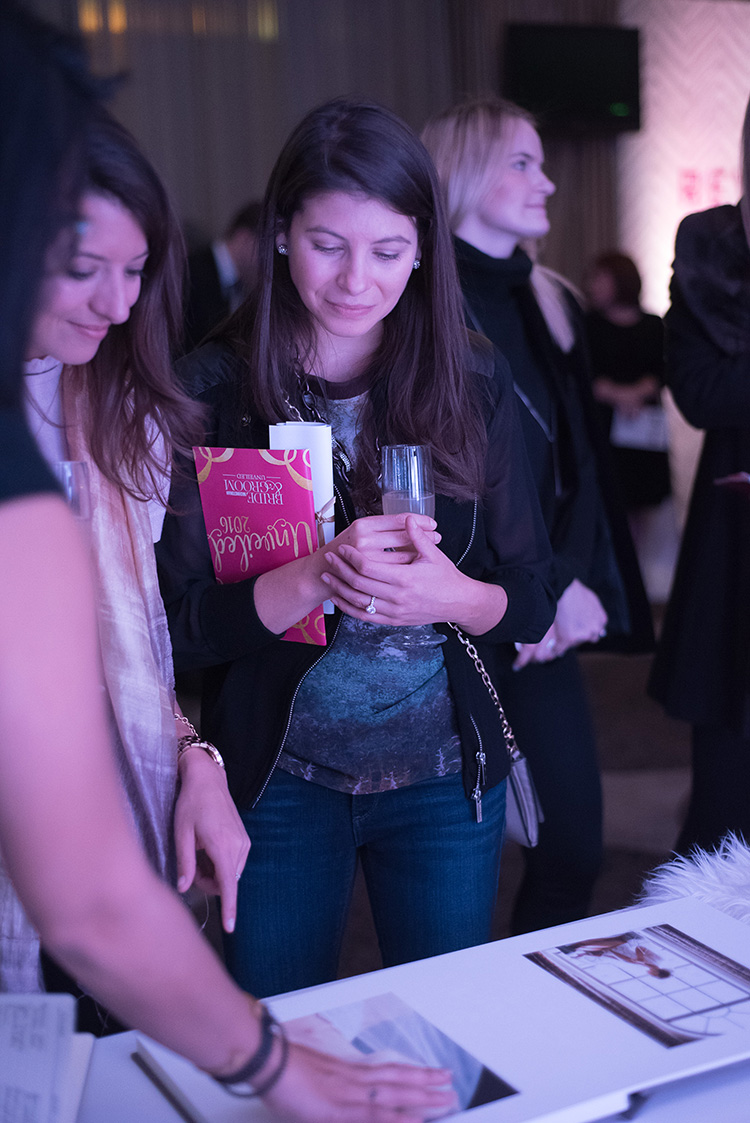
639, 834, 750, 927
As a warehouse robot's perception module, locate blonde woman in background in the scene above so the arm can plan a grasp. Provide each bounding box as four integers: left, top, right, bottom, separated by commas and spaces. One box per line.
423, 97, 652, 934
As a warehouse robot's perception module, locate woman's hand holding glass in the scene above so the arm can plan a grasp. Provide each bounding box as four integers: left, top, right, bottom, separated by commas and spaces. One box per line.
320, 512, 444, 622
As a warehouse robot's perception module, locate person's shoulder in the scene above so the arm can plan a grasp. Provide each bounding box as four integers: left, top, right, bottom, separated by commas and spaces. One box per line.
176, 339, 242, 401
463, 328, 511, 412
673, 204, 750, 298
675, 204, 745, 257
464, 328, 495, 378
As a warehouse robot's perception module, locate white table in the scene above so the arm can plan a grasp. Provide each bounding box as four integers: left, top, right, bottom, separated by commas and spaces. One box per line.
77, 1031, 750, 1123
77, 899, 750, 1123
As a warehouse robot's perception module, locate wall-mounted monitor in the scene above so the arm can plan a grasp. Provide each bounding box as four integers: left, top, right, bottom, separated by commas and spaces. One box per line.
502, 24, 641, 135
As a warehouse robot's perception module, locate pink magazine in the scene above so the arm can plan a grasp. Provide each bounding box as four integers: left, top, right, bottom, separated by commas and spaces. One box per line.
194, 446, 326, 646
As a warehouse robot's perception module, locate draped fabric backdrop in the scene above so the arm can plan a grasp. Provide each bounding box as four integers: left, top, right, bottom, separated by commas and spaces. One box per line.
30, 0, 619, 282
32, 0, 455, 241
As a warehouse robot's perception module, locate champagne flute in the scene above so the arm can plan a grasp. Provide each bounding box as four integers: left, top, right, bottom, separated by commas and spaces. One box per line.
379, 445, 445, 647
52, 461, 91, 522
381, 444, 435, 519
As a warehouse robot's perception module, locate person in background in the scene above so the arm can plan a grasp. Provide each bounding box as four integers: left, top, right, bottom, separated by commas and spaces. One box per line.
183, 200, 262, 351
649, 94, 750, 855
0, 8, 454, 1117
585, 251, 670, 552
14, 110, 249, 1024
157, 96, 555, 1000
422, 96, 653, 935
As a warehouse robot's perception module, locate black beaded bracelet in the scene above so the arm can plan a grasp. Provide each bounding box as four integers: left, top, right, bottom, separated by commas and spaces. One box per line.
233, 1026, 289, 1099
213, 1006, 289, 1097
214, 1006, 275, 1085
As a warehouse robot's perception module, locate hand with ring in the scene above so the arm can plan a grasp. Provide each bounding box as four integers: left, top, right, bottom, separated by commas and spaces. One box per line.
513, 623, 561, 670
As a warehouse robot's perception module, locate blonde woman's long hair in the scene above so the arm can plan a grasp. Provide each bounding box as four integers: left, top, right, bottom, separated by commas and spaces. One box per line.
421, 96, 576, 354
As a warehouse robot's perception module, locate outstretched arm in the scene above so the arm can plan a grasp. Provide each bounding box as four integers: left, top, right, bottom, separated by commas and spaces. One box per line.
0, 494, 260, 1065
0, 493, 453, 1121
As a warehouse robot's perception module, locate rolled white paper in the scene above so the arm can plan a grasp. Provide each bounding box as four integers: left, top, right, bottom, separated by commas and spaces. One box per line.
269, 421, 335, 612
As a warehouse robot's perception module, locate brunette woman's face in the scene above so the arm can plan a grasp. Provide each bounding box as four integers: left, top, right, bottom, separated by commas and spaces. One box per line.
27, 192, 148, 364
280, 191, 418, 353
462, 119, 555, 257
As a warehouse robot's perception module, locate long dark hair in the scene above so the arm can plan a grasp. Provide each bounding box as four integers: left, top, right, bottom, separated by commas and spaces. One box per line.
64, 112, 202, 501
227, 97, 486, 509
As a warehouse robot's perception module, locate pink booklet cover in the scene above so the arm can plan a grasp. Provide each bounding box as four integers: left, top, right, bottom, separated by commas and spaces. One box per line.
194, 446, 326, 646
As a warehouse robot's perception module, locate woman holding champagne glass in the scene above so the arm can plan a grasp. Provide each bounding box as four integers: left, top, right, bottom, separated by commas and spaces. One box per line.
159, 97, 554, 998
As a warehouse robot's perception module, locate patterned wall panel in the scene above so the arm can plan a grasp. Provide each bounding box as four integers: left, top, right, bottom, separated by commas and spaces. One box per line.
618, 0, 750, 313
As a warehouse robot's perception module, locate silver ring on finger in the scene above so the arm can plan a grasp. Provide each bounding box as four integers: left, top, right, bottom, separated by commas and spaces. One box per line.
365, 595, 377, 615
546, 637, 557, 651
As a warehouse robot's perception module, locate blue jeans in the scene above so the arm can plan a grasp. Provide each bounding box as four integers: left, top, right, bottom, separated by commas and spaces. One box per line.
224, 770, 506, 998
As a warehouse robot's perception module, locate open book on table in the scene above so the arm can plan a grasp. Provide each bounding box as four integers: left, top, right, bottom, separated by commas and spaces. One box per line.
0, 994, 94, 1123
132, 898, 750, 1122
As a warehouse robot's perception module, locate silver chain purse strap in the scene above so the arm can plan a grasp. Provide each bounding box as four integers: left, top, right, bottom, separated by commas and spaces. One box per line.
447, 622, 522, 764
447, 622, 543, 846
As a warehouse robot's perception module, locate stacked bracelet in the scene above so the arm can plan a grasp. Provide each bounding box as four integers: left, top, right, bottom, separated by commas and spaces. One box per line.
213, 1005, 289, 1098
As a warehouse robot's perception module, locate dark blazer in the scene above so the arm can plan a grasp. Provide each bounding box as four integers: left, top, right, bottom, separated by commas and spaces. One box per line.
157, 335, 555, 811
182, 245, 230, 353
649, 205, 750, 734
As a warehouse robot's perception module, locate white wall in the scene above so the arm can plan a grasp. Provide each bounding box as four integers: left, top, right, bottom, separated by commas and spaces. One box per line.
618, 0, 750, 314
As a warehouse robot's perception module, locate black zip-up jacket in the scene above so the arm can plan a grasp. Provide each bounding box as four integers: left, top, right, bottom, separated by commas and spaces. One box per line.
157, 332, 555, 813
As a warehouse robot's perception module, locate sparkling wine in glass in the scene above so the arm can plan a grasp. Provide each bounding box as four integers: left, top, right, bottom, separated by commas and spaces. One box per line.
379, 444, 445, 647
381, 445, 435, 519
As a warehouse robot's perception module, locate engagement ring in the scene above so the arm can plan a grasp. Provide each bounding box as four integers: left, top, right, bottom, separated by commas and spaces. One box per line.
365, 595, 377, 615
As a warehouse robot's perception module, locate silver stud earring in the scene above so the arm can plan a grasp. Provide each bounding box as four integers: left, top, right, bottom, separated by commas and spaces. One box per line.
412, 259, 421, 270
277, 244, 288, 255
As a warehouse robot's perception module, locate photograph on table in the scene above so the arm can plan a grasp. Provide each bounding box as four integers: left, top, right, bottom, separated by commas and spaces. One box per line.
284, 992, 517, 1115
526, 925, 750, 1047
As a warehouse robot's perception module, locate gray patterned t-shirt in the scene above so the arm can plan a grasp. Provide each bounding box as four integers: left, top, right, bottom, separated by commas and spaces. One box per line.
278, 388, 462, 794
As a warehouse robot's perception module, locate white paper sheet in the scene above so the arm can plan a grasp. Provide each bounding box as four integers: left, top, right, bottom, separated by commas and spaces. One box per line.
0, 994, 91, 1123
269, 421, 335, 611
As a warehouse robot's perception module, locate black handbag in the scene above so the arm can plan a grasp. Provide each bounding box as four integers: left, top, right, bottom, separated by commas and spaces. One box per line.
448, 624, 544, 847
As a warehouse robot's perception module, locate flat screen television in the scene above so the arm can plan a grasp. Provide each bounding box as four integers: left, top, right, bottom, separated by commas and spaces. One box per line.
502, 24, 641, 135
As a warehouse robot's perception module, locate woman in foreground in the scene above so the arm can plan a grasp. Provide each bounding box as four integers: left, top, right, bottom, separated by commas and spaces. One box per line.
158, 97, 554, 999
0, 10, 452, 1117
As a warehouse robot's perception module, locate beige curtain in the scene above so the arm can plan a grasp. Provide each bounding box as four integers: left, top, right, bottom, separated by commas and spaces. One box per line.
446, 0, 620, 288
30, 0, 621, 277
30, 0, 454, 241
